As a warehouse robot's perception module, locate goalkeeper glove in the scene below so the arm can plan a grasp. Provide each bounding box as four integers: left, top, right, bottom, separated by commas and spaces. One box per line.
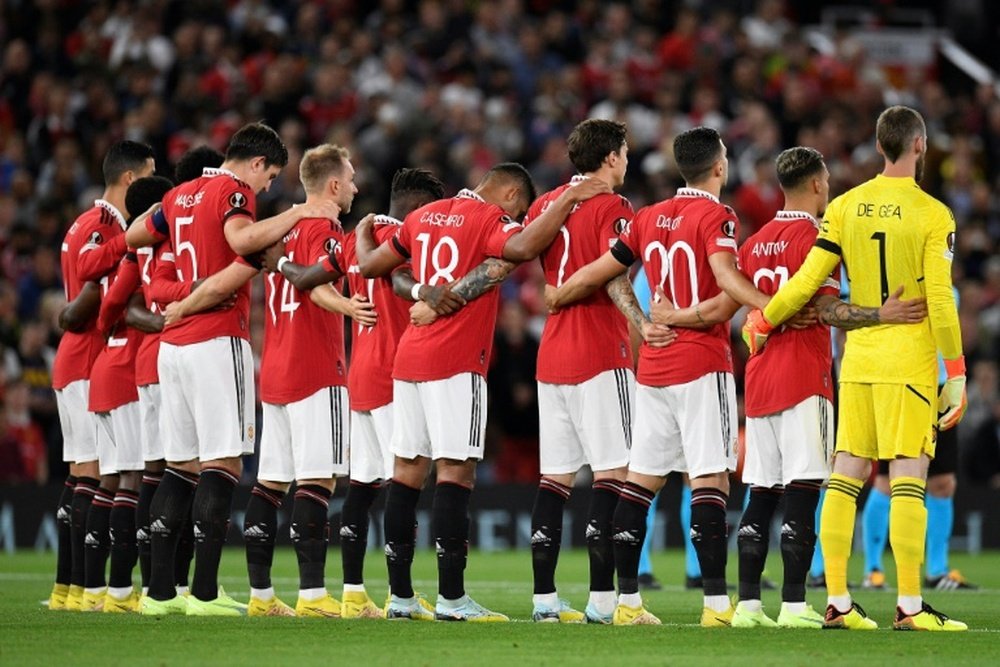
742, 309, 774, 355
938, 356, 967, 431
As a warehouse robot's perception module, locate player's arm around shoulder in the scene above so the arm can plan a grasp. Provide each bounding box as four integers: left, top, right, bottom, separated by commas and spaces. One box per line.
162, 261, 258, 325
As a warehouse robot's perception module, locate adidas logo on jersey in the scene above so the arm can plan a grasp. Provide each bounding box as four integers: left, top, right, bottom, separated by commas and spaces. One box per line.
135, 528, 149, 542
780, 523, 795, 538
243, 525, 268, 540
84, 532, 100, 546
737, 525, 759, 538
149, 519, 169, 535
56, 507, 69, 521
585, 523, 600, 540
339, 525, 357, 539
612, 530, 638, 544
530, 530, 550, 545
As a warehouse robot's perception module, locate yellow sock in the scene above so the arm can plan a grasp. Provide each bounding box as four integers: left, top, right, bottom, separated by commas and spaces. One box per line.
890, 476, 927, 598
821, 473, 864, 597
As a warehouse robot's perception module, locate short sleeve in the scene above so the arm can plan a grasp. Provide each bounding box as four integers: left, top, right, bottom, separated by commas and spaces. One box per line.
218, 180, 256, 223
390, 217, 414, 259
816, 196, 843, 256
601, 196, 634, 251
483, 212, 523, 258
703, 205, 739, 256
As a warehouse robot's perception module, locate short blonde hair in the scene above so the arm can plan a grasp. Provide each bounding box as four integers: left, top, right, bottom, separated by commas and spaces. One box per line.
299, 144, 350, 194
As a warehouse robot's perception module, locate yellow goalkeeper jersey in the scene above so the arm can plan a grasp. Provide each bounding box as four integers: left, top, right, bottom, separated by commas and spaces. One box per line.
764, 174, 961, 386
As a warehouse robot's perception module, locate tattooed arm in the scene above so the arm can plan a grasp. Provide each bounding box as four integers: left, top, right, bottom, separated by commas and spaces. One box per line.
452, 258, 515, 301
605, 273, 675, 348
815, 287, 927, 330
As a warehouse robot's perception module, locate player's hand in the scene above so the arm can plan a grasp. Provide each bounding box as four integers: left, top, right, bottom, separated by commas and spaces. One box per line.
938, 356, 968, 431
649, 286, 674, 325
410, 300, 437, 326
298, 199, 340, 221
355, 212, 376, 236
422, 282, 466, 314
347, 293, 377, 327
208, 293, 238, 311
262, 241, 286, 272
163, 301, 184, 326
786, 305, 819, 330
877, 286, 927, 324
742, 308, 774, 355
544, 284, 560, 314
641, 320, 676, 348
562, 176, 612, 204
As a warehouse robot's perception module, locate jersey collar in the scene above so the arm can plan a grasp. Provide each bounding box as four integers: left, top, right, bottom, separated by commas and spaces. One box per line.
456, 188, 485, 202
203, 167, 240, 179
676, 187, 720, 204
776, 209, 819, 229
373, 213, 402, 226
94, 199, 127, 230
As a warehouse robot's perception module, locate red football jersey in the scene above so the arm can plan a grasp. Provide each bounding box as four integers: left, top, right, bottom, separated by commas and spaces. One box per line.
156, 168, 254, 345
53, 200, 128, 390
260, 217, 347, 404
341, 217, 412, 411
390, 190, 522, 381
617, 188, 740, 386
739, 211, 839, 416
134, 244, 186, 387
532, 177, 633, 384
89, 261, 140, 412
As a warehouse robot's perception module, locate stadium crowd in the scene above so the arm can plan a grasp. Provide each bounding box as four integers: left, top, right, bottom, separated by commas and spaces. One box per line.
1, 0, 999, 487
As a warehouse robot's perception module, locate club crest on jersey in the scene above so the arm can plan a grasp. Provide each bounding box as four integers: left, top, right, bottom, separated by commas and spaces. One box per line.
614, 217, 630, 235
229, 191, 248, 209
721, 220, 737, 238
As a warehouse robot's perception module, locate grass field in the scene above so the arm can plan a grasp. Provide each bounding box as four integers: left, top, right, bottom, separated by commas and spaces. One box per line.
2, 548, 998, 666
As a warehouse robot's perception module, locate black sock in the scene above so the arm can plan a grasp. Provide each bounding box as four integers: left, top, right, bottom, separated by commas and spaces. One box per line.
108, 489, 139, 589
244, 483, 284, 590
433, 482, 471, 601
175, 515, 195, 588
292, 484, 332, 590
737, 487, 780, 601
588, 479, 622, 594
191, 467, 239, 601
781, 481, 822, 603
148, 468, 198, 600
55, 476, 76, 586
340, 481, 380, 586
691, 487, 730, 596
612, 481, 655, 595
70, 477, 99, 587
531, 478, 570, 595
384, 480, 421, 599
136, 471, 162, 589
84, 487, 115, 589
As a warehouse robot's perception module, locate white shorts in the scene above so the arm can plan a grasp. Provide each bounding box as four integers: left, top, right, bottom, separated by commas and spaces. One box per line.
56, 379, 97, 464
158, 337, 256, 463
350, 403, 394, 483
95, 402, 143, 475
391, 373, 486, 462
629, 372, 738, 479
258, 386, 350, 482
538, 368, 634, 475
743, 396, 833, 487
138, 383, 163, 462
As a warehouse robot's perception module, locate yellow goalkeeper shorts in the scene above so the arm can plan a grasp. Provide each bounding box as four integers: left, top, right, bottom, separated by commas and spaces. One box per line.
835, 382, 936, 460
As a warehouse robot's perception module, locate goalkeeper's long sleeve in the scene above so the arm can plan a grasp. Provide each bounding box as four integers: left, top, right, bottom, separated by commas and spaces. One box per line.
763, 245, 840, 326
924, 214, 962, 360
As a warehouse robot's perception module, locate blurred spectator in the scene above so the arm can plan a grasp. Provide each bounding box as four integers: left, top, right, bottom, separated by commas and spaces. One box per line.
0, 380, 48, 484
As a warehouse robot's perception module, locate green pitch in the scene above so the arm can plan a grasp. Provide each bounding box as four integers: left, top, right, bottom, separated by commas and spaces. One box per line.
2, 548, 998, 666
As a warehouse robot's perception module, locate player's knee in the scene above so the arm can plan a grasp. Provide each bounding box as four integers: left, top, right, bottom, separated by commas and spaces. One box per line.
926, 473, 956, 497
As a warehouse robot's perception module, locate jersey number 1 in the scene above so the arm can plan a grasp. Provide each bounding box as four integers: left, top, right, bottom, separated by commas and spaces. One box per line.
871, 231, 889, 304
